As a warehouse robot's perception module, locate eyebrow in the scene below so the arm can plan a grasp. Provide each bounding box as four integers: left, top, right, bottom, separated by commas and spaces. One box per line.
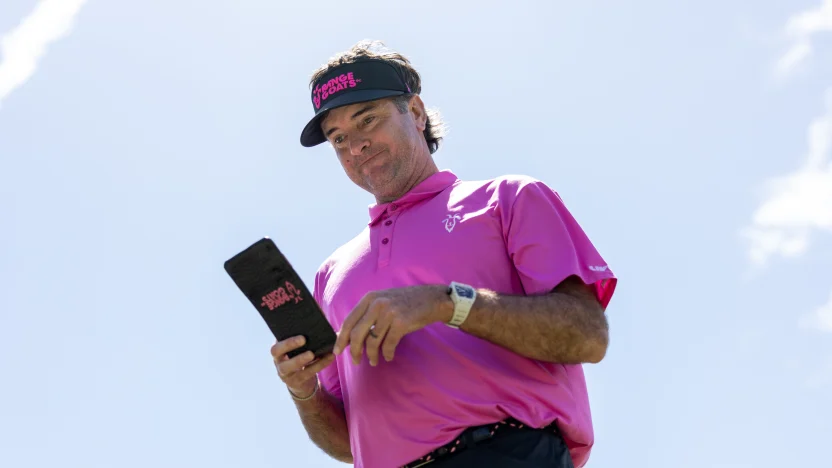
324, 103, 378, 138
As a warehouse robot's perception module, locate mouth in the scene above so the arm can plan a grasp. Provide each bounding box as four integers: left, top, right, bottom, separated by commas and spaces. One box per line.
359, 149, 385, 168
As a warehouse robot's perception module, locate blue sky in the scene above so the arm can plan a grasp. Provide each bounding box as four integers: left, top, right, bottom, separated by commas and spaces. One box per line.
1, 1, 830, 467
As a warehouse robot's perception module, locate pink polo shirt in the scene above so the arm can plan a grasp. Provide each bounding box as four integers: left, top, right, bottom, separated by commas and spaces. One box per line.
313, 170, 617, 468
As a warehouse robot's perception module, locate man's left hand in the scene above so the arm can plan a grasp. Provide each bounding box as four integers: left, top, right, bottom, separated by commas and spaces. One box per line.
333, 285, 453, 366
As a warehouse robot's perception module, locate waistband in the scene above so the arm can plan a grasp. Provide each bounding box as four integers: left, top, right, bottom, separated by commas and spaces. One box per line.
400, 417, 561, 468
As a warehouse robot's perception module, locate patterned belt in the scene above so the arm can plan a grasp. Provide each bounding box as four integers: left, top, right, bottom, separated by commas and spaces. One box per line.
400, 418, 560, 468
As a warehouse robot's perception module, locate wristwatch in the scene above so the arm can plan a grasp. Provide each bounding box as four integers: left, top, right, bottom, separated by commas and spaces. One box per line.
446, 281, 476, 328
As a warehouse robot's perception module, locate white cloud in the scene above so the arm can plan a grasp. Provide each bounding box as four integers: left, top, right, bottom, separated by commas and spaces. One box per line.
741, 88, 832, 333
0, 0, 88, 108
775, 0, 832, 78
799, 291, 832, 333
741, 88, 832, 267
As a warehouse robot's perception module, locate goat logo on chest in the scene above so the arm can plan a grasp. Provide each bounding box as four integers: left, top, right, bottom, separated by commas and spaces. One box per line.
442, 214, 462, 233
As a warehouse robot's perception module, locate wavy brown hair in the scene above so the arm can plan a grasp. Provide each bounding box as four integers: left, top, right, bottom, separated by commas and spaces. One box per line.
309, 40, 447, 154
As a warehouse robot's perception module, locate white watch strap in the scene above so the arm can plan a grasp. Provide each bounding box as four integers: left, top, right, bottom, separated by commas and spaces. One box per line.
447, 281, 475, 328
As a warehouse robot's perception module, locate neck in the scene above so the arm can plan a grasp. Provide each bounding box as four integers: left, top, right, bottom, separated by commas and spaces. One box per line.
375, 155, 439, 204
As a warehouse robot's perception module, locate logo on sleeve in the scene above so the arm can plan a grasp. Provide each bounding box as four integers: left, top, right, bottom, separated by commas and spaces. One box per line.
588, 265, 609, 272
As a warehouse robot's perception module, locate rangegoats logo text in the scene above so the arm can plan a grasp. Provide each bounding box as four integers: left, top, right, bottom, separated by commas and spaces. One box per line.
313, 72, 361, 109
260, 281, 303, 310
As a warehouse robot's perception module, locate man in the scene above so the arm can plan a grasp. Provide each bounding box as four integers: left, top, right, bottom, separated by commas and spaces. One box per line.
271, 40, 617, 468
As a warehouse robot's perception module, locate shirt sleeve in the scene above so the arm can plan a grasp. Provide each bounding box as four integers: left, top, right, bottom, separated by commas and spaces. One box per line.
312, 269, 343, 401
501, 179, 617, 308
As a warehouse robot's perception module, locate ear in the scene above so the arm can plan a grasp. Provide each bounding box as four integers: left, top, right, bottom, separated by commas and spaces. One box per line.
409, 94, 428, 132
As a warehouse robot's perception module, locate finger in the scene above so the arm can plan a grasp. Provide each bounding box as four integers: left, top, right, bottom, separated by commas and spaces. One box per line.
271, 336, 307, 361
382, 324, 404, 363
349, 301, 383, 365
335, 293, 373, 356
365, 313, 393, 367
303, 352, 336, 375
275, 354, 289, 376
285, 353, 336, 390
272, 337, 306, 377
277, 350, 317, 381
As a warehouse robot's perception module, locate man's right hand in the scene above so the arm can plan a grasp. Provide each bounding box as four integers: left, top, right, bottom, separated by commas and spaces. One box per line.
271, 335, 336, 399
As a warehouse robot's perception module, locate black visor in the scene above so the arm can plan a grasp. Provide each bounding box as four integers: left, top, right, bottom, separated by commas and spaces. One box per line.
299, 58, 411, 147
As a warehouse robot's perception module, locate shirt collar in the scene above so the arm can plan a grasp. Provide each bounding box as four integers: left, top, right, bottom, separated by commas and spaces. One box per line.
367, 169, 459, 225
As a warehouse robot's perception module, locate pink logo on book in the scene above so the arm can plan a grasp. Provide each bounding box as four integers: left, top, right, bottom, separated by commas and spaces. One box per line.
261, 281, 303, 310
313, 72, 361, 109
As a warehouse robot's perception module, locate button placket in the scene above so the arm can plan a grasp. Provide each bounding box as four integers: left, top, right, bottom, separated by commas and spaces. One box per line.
378, 211, 396, 267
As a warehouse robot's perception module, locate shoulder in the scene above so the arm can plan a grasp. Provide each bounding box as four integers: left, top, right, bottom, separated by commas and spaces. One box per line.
489, 174, 555, 195
454, 173, 555, 193
450, 174, 560, 208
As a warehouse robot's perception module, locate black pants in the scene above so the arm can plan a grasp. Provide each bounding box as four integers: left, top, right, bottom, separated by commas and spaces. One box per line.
427, 427, 575, 468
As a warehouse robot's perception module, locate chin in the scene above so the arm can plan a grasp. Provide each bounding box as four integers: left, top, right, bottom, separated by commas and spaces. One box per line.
367, 183, 397, 200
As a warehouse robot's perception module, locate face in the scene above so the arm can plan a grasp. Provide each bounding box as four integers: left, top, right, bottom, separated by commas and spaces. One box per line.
320, 95, 431, 203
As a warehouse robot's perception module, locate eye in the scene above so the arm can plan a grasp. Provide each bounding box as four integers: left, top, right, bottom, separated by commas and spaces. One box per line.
333, 135, 345, 144
363, 116, 375, 125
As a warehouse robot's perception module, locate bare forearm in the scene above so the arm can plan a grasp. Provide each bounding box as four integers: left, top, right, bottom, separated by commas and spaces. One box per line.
457, 283, 609, 364
294, 386, 353, 463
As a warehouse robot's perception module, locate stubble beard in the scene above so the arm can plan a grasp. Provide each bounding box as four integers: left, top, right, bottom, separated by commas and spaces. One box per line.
366, 129, 421, 202
367, 155, 404, 202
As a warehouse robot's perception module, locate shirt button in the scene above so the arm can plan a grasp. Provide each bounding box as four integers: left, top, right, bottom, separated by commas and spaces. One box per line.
382, 238, 389, 245
390, 204, 397, 211
384, 220, 392, 226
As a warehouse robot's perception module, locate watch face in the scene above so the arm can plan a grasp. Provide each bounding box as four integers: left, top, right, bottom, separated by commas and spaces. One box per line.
454, 284, 474, 299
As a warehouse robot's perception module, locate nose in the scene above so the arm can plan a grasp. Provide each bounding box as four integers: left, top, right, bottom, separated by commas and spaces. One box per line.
349, 135, 370, 157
